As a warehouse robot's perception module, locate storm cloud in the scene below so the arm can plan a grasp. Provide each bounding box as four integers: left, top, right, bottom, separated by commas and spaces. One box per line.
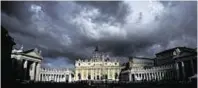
1, 1, 197, 68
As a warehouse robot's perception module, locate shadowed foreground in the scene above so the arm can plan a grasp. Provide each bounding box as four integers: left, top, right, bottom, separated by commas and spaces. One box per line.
4, 81, 197, 88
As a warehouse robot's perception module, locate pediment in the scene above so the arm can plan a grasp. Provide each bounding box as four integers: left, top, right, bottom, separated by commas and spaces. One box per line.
23, 51, 42, 59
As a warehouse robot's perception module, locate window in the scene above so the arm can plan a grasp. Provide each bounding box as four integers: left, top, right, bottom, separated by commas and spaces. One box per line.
78, 73, 81, 80
97, 75, 99, 80
115, 73, 118, 79
105, 75, 108, 79
88, 74, 91, 80
78, 63, 80, 66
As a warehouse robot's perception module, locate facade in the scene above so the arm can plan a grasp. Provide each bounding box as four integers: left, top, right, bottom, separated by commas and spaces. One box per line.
119, 47, 197, 82
11, 47, 43, 81
11, 47, 74, 83
39, 68, 74, 82
120, 63, 175, 82
74, 47, 122, 81
11, 46, 196, 83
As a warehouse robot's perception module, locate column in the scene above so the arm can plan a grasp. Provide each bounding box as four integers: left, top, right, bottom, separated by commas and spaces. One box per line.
142, 73, 145, 81
175, 62, 179, 80
55, 75, 57, 82
39, 74, 41, 81
164, 72, 168, 80
23, 60, 28, 80
160, 71, 164, 80
129, 73, 131, 81
31, 62, 36, 81
45, 74, 47, 82
46, 74, 48, 82
69, 74, 72, 82
45, 74, 47, 81
58, 75, 61, 82
43, 74, 45, 82
75, 70, 77, 81
190, 60, 195, 75
164, 72, 166, 80
58, 74, 60, 82
149, 73, 151, 81
108, 68, 110, 80
145, 73, 147, 81
147, 73, 149, 81
150, 73, 152, 81
155, 72, 158, 81
36, 63, 41, 81
158, 72, 161, 81
147, 73, 150, 81
48, 74, 50, 81
91, 69, 93, 80
181, 61, 185, 80
56, 75, 59, 82
86, 68, 88, 80
140, 74, 142, 81
136, 74, 138, 81
142, 74, 144, 81
53, 74, 55, 81
42, 74, 44, 82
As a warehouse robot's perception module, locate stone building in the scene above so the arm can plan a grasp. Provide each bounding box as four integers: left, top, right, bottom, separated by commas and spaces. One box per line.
39, 68, 74, 82
2, 26, 16, 85
156, 47, 197, 81
11, 47, 43, 81
11, 45, 196, 83
74, 46, 122, 81
119, 47, 197, 82
11, 47, 74, 83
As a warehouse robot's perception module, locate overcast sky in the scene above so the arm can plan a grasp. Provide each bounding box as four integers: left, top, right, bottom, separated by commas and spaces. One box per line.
1, 1, 197, 68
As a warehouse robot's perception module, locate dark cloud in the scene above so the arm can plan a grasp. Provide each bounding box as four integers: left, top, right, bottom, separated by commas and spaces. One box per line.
1, 1, 197, 68
76, 1, 129, 24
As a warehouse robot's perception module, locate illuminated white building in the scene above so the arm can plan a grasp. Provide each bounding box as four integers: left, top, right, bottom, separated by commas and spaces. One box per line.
74, 46, 122, 81
39, 68, 74, 82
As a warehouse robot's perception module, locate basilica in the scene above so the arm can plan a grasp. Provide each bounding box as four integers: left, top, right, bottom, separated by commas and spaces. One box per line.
74, 46, 121, 81
10, 45, 197, 83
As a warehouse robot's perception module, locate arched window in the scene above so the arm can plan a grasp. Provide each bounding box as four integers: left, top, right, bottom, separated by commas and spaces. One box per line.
71, 74, 74, 78
66, 75, 69, 82
78, 73, 81, 80
97, 75, 99, 80
115, 73, 118, 79
88, 74, 91, 80
105, 74, 108, 79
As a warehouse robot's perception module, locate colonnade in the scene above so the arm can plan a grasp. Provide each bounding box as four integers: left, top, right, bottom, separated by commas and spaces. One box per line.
39, 68, 73, 82
22, 59, 41, 81
75, 67, 120, 81
11, 47, 42, 81
175, 58, 197, 81
40, 74, 71, 82
11, 56, 41, 81
129, 70, 175, 82
126, 64, 176, 82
